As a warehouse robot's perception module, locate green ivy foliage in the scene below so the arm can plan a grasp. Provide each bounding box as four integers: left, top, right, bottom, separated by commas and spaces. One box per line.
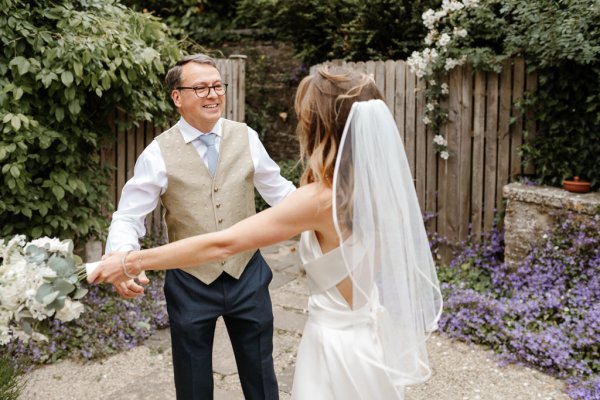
235, 0, 441, 65
0, 0, 182, 244
121, 0, 240, 49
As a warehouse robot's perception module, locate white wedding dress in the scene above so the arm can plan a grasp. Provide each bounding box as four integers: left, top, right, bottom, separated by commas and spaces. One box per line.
291, 230, 405, 400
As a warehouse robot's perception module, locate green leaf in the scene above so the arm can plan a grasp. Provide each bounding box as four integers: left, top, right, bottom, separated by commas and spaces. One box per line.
47, 254, 75, 276
9, 165, 20, 178
10, 115, 21, 131
14, 87, 24, 100
52, 185, 65, 200
10, 56, 30, 76
72, 288, 88, 300
53, 278, 75, 296
31, 226, 43, 237
61, 70, 74, 86
55, 107, 65, 122
39, 203, 49, 217
73, 62, 83, 78
36, 283, 59, 305
48, 296, 66, 312
22, 320, 33, 336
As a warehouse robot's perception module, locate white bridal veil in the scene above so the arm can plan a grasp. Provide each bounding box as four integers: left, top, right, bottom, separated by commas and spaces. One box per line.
332, 99, 443, 386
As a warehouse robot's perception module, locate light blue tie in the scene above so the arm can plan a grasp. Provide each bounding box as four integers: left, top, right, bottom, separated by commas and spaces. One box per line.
198, 133, 218, 176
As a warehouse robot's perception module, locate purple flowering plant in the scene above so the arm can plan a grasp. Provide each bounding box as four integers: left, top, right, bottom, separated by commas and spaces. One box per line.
438, 212, 600, 400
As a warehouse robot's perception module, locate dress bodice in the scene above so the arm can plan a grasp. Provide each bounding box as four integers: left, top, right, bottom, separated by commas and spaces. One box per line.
298, 231, 350, 294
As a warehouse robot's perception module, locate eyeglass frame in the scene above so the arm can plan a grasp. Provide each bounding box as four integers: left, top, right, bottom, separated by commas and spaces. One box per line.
176, 83, 228, 98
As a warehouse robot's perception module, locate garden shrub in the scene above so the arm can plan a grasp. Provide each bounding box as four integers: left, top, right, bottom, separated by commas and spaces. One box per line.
0, 0, 182, 245
121, 0, 241, 49
235, 0, 441, 65
439, 212, 600, 399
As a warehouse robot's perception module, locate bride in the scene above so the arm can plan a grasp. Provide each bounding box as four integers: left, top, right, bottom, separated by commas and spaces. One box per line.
90, 65, 443, 399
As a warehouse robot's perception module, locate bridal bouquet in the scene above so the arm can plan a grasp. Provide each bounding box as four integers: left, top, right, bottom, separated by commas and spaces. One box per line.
0, 235, 91, 345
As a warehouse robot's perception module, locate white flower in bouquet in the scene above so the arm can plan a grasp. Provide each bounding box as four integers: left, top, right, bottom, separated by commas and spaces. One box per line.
55, 298, 85, 322
0, 235, 89, 345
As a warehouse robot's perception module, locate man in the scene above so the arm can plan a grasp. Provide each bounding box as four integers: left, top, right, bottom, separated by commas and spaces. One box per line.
105, 53, 294, 399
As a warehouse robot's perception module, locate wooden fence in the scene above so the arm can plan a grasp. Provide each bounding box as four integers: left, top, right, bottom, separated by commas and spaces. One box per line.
313, 59, 537, 244
100, 56, 246, 238
101, 56, 537, 247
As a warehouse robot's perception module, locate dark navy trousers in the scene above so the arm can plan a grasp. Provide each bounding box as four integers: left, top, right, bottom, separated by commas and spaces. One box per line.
164, 251, 279, 400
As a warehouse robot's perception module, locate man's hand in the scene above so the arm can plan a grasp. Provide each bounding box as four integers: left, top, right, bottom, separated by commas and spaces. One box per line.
112, 271, 150, 298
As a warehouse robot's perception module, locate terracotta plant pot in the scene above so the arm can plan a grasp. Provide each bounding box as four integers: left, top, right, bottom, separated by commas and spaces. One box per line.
562, 176, 591, 193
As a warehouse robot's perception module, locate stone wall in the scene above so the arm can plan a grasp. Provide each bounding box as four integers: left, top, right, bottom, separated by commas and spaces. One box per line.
503, 182, 600, 269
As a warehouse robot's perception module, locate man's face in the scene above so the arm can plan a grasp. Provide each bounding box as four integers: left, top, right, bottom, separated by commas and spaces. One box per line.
171, 62, 225, 132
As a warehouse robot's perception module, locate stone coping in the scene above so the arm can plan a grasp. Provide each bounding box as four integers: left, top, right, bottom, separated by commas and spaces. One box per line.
503, 182, 600, 215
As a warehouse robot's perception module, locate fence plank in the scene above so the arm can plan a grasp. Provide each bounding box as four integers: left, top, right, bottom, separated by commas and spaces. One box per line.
446, 68, 462, 242
484, 73, 499, 231
496, 60, 512, 211
384, 60, 396, 112
524, 72, 538, 175
236, 56, 246, 122
436, 75, 450, 241
366, 61, 376, 80
374, 61, 385, 96
459, 65, 473, 241
415, 77, 427, 210
405, 70, 417, 176
510, 59, 525, 180
425, 123, 438, 233
471, 71, 486, 239
395, 62, 407, 142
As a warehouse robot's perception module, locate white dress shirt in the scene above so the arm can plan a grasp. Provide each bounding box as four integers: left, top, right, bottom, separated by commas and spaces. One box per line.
106, 117, 296, 253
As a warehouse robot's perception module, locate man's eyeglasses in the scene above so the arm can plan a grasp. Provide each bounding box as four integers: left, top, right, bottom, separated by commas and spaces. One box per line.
176, 84, 228, 98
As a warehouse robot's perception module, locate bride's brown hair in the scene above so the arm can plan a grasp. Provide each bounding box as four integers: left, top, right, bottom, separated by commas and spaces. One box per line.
295, 66, 382, 187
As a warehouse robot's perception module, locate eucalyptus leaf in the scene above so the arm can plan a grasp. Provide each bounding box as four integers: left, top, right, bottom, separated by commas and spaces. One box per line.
22, 320, 33, 336
26, 245, 49, 264
72, 287, 88, 300
47, 254, 75, 276
48, 296, 66, 311
42, 290, 60, 306
52, 278, 76, 296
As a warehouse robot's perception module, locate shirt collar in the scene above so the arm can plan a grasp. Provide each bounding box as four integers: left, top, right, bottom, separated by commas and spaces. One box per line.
177, 117, 223, 144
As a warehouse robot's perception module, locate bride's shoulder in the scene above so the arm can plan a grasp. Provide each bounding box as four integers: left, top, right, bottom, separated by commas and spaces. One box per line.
295, 182, 332, 202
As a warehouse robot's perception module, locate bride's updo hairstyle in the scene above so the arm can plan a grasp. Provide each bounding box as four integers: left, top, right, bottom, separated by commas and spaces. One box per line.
295, 65, 382, 187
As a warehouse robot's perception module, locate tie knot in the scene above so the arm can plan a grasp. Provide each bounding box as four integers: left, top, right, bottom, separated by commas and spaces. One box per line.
198, 133, 216, 146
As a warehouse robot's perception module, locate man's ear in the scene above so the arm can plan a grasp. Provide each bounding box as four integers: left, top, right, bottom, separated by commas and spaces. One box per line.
171, 90, 181, 108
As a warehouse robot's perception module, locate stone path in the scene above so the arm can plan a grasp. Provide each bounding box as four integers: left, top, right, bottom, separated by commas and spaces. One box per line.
20, 240, 570, 400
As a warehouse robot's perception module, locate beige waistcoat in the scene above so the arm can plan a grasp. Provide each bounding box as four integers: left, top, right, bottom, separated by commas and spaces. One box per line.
155, 120, 256, 284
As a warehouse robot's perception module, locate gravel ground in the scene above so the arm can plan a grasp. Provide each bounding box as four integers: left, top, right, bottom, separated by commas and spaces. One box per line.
19, 241, 571, 400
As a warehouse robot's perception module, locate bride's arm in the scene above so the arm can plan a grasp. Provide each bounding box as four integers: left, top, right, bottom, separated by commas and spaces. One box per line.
88, 183, 330, 285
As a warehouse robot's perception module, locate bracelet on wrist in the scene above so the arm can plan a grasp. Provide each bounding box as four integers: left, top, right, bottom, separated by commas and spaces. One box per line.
121, 250, 138, 279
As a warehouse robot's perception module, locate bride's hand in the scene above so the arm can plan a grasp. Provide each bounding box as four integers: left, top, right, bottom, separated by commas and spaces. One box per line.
87, 251, 129, 285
